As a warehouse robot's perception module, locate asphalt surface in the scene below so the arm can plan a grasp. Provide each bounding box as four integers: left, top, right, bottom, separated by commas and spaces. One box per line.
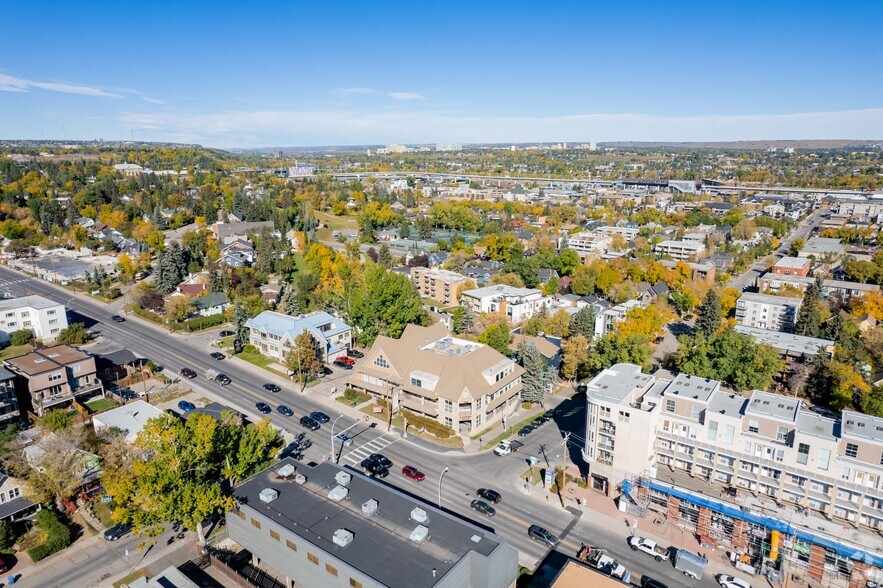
0, 265, 727, 586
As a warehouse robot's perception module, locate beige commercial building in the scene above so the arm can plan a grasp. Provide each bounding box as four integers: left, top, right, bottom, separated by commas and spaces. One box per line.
346, 323, 523, 435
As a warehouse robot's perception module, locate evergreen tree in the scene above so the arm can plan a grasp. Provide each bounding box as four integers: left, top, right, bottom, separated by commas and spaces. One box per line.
695, 289, 722, 338
517, 340, 551, 404
377, 243, 392, 268
569, 306, 596, 340
455, 303, 477, 335
418, 216, 432, 240
208, 261, 223, 293
795, 278, 824, 338
232, 301, 249, 353
154, 248, 179, 294
399, 220, 411, 240
282, 286, 300, 316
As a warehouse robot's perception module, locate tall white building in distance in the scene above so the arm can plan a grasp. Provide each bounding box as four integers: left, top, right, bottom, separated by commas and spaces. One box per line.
0, 295, 68, 344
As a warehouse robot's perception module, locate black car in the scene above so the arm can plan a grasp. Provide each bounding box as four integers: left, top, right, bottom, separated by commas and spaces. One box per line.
347, 349, 364, 359
263, 383, 281, 393
477, 488, 502, 504
256, 402, 272, 414
370, 453, 393, 469
103, 523, 132, 541
219, 330, 234, 337
528, 524, 559, 547
333, 359, 353, 369
640, 576, 670, 588
517, 426, 535, 437
277, 405, 294, 417
542, 409, 555, 421
310, 411, 330, 424
110, 315, 125, 323
531, 417, 544, 427
360, 457, 390, 478
210, 352, 225, 360
216, 374, 231, 386
470, 499, 496, 517
372, 467, 389, 479
299, 416, 320, 430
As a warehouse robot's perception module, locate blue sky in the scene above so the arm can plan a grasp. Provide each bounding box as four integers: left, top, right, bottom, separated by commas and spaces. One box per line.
2, 0, 882, 147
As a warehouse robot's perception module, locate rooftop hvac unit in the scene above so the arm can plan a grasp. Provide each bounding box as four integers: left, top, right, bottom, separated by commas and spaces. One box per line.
328, 485, 349, 503
333, 528, 354, 547
335, 471, 352, 486
409, 524, 429, 543
410, 507, 429, 524
361, 499, 379, 517
259, 488, 278, 504
294, 473, 307, 485
276, 464, 296, 478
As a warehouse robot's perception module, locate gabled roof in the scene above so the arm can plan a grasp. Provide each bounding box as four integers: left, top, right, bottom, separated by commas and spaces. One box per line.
191, 292, 230, 311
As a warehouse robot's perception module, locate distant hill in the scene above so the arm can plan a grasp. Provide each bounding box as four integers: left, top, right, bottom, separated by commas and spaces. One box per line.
599, 140, 883, 150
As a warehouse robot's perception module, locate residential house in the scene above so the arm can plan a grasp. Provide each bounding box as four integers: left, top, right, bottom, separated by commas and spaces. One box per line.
0, 367, 20, 423
460, 284, 553, 324
758, 274, 880, 301
92, 400, 164, 442
636, 282, 669, 306
798, 237, 845, 260
23, 431, 101, 491
211, 221, 276, 242
509, 334, 562, 369
191, 292, 230, 317
346, 323, 523, 434
734, 325, 834, 361
246, 311, 352, 365
0, 469, 37, 522
0, 295, 68, 344
653, 240, 706, 260
5, 345, 103, 416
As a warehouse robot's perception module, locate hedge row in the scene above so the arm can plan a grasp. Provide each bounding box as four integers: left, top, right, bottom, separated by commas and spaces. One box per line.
184, 313, 226, 332
27, 509, 72, 562
402, 409, 456, 439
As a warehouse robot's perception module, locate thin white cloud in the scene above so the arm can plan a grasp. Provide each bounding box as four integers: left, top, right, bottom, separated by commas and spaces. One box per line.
116, 107, 883, 148
0, 73, 119, 97
142, 97, 167, 105
387, 92, 425, 101
332, 87, 380, 95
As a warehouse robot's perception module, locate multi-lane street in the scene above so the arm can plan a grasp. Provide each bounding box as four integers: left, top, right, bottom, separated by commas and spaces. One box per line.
0, 265, 724, 586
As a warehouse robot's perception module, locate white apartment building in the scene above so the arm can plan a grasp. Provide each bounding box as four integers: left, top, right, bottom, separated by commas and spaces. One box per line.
0, 295, 68, 344
595, 225, 640, 240
582, 364, 883, 585
460, 284, 553, 324
735, 292, 802, 333
653, 239, 705, 260
562, 232, 613, 256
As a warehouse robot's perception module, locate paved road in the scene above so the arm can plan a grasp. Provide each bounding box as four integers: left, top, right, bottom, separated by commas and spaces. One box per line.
0, 266, 725, 586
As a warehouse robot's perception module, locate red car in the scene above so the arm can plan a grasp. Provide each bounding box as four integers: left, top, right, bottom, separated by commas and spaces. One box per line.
180, 368, 197, 379
402, 465, 425, 482
336, 355, 355, 365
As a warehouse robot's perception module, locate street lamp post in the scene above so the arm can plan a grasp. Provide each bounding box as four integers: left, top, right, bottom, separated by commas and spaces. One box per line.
330, 415, 345, 463
438, 467, 449, 508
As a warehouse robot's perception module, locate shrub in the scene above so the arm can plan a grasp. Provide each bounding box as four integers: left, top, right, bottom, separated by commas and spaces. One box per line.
0, 519, 15, 551
41, 409, 71, 432
55, 323, 91, 345
10, 329, 33, 346
402, 409, 455, 439
343, 388, 370, 404
185, 314, 227, 332
27, 509, 72, 562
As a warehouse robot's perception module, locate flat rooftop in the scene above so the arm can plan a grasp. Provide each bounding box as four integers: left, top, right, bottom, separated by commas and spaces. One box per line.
707, 392, 747, 418
746, 390, 800, 422
662, 372, 719, 404
0, 295, 62, 311
796, 411, 839, 441
419, 335, 483, 357
735, 325, 834, 356
841, 410, 883, 443
235, 458, 508, 588
773, 257, 810, 269
737, 292, 802, 305
589, 363, 655, 405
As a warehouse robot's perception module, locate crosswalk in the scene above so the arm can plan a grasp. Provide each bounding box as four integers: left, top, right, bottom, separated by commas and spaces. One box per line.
340, 434, 399, 465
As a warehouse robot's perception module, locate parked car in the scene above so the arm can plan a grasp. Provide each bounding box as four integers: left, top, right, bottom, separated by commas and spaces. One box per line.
333, 359, 353, 369
628, 537, 670, 562
640, 576, 670, 588
335, 355, 355, 365
255, 402, 272, 414
401, 465, 425, 481
528, 524, 559, 547
103, 523, 132, 541
219, 330, 234, 337
716, 575, 752, 588
310, 411, 330, 424
299, 416, 320, 430
263, 383, 281, 393
470, 499, 496, 517
277, 405, 294, 417
210, 352, 225, 360
177, 400, 196, 412
180, 367, 197, 379
531, 417, 544, 427
347, 349, 364, 359
517, 425, 535, 437
370, 453, 393, 469
477, 488, 502, 504
0, 554, 8, 573
122, 390, 138, 401
110, 315, 125, 323
334, 432, 353, 446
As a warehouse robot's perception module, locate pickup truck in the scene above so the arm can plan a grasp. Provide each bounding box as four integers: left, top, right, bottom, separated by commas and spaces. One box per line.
674, 549, 707, 580
493, 439, 524, 456
577, 544, 632, 583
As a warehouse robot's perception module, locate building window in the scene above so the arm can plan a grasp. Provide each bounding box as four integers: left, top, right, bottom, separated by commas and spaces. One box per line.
49, 319, 58, 325
374, 355, 389, 369
444, 417, 453, 429
776, 426, 788, 442
308, 553, 319, 565
723, 424, 735, 445
233, 509, 245, 520
797, 443, 810, 465
618, 411, 630, 423
269, 529, 280, 541
846, 443, 858, 459
665, 400, 675, 413
350, 580, 363, 588
748, 420, 759, 434
250, 518, 261, 529
286, 539, 297, 551
410, 377, 422, 388
444, 400, 452, 414
707, 420, 718, 441
47, 310, 56, 315
326, 564, 338, 576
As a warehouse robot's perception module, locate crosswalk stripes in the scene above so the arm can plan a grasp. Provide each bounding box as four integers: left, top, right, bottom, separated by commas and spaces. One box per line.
341, 435, 399, 464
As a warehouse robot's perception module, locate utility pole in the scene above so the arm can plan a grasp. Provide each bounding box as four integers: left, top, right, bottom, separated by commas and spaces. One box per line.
559, 432, 571, 509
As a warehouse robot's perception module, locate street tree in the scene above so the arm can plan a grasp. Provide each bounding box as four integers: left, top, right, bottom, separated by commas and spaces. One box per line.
560, 335, 589, 381
695, 289, 722, 338
517, 340, 551, 404
232, 301, 249, 352
286, 331, 322, 392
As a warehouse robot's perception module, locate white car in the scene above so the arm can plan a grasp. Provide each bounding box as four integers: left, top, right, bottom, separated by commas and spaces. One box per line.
334, 432, 353, 447
628, 536, 670, 562
716, 575, 752, 588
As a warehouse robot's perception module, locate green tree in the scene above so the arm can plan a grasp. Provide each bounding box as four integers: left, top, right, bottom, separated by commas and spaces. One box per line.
478, 323, 511, 356
569, 306, 596, 340
795, 278, 824, 338
282, 286, 300, 316
232, 301, 249, 351
517, 341, 551, 404
0, 519, 15, 551
788, 238, 805, 257
695, 290, 722, 338
399, 220, 411, 240
286, 331, 322, 392
587, 334, 651, 373
54, 323, 91, 345
859, 385, 883, 418
10, 329, 34, 346
672, 328, 783, 391
41, 409, 71, 432
349, 265, 427, 346
418, 216, 432, 240
378, 243, 392, 268
555, 249, 580, 277
453, 303, 477, 335
569, 265, 597, 296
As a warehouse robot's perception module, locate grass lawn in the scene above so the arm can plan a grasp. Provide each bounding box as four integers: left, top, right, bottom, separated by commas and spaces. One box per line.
235, 349, 273, 369
92, 500, 116, 527
114, 569, 149, 588
315, 210, 357, 230
85, 397, 117, 413
0, 343, 34, 360
480, 412, 542, 451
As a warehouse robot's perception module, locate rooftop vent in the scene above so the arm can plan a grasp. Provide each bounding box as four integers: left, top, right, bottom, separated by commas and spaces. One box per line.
410, 507, 429, 524
361, 499, 378, 517
335, 471, 352, 486
470, 534, 482, 543
333, 528, 354, 547
276, 464, 296, 478
409, 524, 429, 543
259, 488, 278, 504
294, 473, 307, 485
328, 485, 349, 503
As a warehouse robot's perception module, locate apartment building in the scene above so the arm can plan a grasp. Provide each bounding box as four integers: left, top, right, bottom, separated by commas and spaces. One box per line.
562, 232, 613, 256
653, 240, 705, 260
734, 325, 834, 361
735, 292, 802, 333
582, 364, 883, 586
758, 274, 880, 301
595, 225, 640, 240
460, 284, 552, 324
771, 257, 811, 277
5, 345, 102, 416
0, 295, 68, 344
0, 367, 21, 424
797, 237, 845, 259
245, 311, 352, 364
346, 323, 523, 435
227, 458, 518, 588
409, 267, 470, 305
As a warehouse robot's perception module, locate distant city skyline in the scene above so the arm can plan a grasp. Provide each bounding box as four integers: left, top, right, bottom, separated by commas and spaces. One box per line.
2, 0, 882, 148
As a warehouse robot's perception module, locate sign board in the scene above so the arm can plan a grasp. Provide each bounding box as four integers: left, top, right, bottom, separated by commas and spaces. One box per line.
373, 405, 384, 414
528, 456, 538, 466
544, 468, 554, 487
391, 389, 399, 413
